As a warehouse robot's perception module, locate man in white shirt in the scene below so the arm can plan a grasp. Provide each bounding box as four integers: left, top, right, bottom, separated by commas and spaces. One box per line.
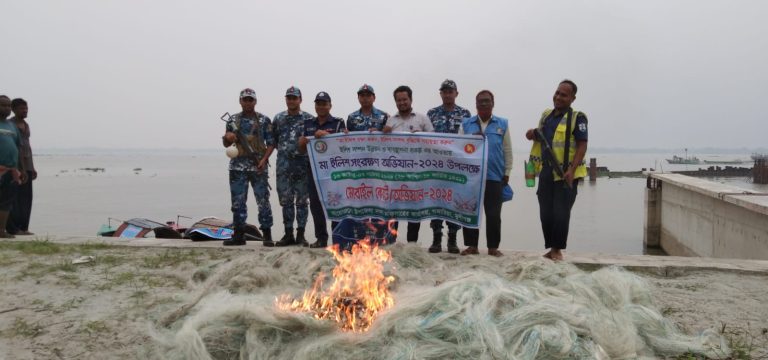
382, 85, 433, 243
383, 85, 434, 133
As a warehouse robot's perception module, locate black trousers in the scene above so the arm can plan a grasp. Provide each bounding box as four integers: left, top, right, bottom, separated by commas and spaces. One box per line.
462, 180, 503, 249
8, 174, 33, 232
536, 171, 579, 250
389, 221, 421, 242
307, 169, 336, 241
0, 173, 18, 212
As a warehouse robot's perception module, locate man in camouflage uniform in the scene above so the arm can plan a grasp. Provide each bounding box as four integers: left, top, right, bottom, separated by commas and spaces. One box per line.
269, 86, 314, 246
345, 85, 392, 243
346, 84, 388, 132
298, 91, 346, 248
426, 79, 471, 253
221, 88, 274, 246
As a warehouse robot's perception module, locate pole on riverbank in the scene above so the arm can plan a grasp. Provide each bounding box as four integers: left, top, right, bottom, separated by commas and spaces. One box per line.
643, 176, 661, 249
589, 158, 597, 182
754, 157, 768, 184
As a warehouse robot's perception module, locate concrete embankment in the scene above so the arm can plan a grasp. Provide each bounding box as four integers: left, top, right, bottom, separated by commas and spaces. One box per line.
645, 173, 768, 260
45, 234, 768, 275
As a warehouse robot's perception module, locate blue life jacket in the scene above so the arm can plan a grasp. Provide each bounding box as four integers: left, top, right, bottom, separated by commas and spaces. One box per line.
462, 115, 508, 182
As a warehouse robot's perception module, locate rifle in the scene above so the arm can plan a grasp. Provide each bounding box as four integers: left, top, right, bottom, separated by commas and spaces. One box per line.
534, 128, 571, 188
221, 112, 259, 158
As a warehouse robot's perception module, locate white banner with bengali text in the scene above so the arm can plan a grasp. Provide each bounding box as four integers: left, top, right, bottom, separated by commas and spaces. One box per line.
307, 132, 487, 228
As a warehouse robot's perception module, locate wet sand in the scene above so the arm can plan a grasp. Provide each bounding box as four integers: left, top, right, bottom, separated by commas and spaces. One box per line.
1, 236, 767, 359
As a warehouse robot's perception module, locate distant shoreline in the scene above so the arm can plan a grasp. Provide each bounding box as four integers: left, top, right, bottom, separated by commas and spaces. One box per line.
33, 147, 768, 156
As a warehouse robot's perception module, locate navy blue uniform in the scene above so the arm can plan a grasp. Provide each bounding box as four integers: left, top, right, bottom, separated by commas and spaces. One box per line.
304, 115, 346, 242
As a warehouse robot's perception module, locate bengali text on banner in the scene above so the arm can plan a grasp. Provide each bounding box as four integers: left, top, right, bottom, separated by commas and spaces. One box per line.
307, 132, 487, 228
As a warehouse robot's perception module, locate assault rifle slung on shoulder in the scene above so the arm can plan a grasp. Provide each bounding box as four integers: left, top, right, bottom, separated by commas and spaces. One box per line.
221, 112, 260, 159
534, 127, 571, 188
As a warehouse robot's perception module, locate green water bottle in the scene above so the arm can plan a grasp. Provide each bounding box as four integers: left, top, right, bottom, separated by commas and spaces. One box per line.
525, 160, 536, 187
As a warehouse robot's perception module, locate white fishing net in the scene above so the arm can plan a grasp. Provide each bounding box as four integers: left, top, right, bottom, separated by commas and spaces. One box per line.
147, 244, 730, 359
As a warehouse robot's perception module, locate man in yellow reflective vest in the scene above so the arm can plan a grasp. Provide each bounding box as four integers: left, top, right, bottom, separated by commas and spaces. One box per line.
525, 80, 588, 261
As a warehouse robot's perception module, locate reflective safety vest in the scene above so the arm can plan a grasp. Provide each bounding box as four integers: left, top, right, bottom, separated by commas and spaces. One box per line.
528, 109, 587, 180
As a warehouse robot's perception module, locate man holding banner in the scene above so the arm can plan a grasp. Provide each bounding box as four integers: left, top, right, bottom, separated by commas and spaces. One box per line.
426, 79, 472, 253
307, 108, 487, 249
298, 91, 346, 249
459, 90, 512, 257
383, 85, 434, 243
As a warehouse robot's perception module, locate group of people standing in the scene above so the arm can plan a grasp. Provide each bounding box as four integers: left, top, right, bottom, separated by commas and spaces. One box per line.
223, 79, 587, 260
0, 95, 36, 238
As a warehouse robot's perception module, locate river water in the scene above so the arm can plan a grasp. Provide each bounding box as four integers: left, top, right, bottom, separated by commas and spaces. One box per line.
29, 150, 766, 255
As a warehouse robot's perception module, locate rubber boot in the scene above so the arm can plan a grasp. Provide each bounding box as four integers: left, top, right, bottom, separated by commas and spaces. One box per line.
275, 228, 295, 247
296, 227, 309, 247
261, 228, 274, 247
223, 226, 246, 246
446, 232, 459, 254
309, 238, 327, 249
0, 211, 14, 239
428, 232, 442, 253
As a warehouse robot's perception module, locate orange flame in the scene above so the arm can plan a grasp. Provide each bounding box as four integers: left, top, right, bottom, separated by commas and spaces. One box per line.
277, 238, 395, 332
386, 219, 398, 238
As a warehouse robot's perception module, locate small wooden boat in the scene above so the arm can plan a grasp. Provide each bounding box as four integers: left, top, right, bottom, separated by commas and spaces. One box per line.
184, 217, 262, 241
97, 218, 182, 239
97, 216, 263, 241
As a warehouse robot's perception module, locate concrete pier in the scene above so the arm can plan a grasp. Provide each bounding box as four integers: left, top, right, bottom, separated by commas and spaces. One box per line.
755, 157, 768, 184
12, 234, 768, 274
644, 173, 768, 260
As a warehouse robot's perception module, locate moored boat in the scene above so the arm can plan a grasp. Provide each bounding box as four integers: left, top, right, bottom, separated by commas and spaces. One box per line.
97, 216, 263, 241
666, 155, 701, 165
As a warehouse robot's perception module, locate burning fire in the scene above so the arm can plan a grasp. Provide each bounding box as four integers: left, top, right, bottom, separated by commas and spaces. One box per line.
277, 238, 395, 332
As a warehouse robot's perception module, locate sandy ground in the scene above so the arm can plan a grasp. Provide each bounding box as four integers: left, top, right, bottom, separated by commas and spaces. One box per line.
1, 238, 767, 359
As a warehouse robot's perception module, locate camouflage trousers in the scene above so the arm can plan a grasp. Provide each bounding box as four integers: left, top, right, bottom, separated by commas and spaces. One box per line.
276, 156, 309, 228
229, 170, 273, 229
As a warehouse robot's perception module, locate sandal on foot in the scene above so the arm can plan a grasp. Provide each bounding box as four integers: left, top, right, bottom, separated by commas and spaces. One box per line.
488, 249, 503, 257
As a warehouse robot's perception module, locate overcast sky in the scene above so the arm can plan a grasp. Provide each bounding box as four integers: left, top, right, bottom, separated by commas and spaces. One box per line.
2, 0, 766, 150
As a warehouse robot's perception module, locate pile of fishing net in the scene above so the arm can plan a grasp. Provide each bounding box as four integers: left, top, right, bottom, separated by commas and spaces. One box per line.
149, 245, 730, 359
